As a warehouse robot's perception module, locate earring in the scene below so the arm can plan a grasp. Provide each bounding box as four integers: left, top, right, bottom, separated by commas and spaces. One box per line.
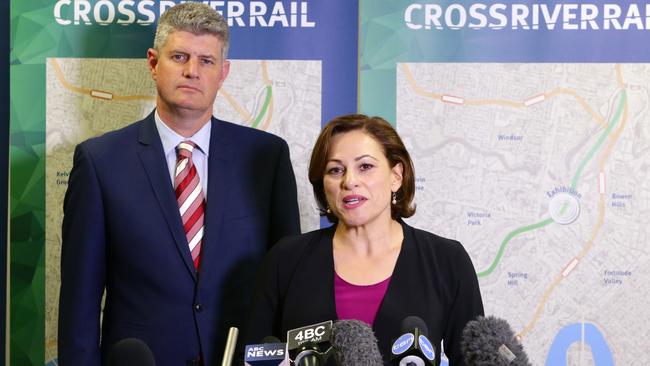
326, 205, 332, 214
392, 192, 397, 205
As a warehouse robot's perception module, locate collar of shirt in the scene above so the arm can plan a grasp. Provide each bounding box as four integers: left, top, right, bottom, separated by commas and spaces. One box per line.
154, 110, 212, 196
154, 110, 211, 158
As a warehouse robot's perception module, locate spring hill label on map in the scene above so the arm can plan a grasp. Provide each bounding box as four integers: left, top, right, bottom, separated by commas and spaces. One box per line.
507, 271, 528, 286
547, 186, 581, 225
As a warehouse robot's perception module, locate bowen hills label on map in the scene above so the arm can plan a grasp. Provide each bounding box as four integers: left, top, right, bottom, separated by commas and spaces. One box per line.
610, 193, 632, 208
603, 270, 631, 286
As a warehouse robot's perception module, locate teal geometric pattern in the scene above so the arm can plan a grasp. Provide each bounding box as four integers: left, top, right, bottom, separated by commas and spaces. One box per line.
11, 1, 156, 364
359, 0, 462, 122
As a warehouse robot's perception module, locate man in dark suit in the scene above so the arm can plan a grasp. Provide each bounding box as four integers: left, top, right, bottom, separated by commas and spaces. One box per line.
57, 3, 300, 365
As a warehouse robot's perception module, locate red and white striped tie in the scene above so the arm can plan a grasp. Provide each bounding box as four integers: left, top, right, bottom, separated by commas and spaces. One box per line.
175, 141, 205, 270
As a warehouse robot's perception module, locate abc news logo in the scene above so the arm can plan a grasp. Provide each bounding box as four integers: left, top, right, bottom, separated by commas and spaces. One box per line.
246, 345, 285, 359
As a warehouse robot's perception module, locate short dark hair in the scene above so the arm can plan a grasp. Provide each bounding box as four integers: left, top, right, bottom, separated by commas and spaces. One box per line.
153, 2, 230, 59
308, 114, 416, 223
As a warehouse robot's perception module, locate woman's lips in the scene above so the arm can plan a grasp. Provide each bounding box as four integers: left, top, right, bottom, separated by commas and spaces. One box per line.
342, 195, 367, 209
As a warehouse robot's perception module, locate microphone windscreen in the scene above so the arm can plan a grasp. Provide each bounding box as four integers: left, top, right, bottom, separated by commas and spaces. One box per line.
401, 315, 429, 337
461, 316, 531, 366
332, 320, 383, 366
108, 338, 156, 366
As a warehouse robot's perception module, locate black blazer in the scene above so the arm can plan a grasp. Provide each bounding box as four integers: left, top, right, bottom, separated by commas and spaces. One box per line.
245, 220, 484, 365
59, 112, 301, 366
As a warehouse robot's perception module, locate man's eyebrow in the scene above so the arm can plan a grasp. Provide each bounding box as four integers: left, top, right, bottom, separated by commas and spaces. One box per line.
168, 49, 218, 59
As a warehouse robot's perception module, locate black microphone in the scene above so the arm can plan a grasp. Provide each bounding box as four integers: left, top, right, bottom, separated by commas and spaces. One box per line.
390, 316, 435, 366
244, 336, 289, 366
461, 315, 531, 366
331, 320, 383, 366
286, 320, 333, 366
107, 338, 156, 366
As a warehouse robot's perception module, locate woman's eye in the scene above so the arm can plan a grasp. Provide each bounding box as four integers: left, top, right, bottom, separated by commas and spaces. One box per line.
360, 163, 374, 171
327, 167, 343, 175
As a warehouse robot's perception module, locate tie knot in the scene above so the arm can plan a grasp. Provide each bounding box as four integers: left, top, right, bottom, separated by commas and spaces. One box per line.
177, 141, 197, 158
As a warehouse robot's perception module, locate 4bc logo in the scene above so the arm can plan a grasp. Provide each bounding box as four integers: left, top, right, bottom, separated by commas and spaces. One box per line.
286, 321, 333, 349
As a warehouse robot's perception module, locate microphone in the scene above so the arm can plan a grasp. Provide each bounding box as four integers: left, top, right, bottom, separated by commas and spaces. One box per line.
331, 320, 383, 366
221, 326, 239, 366
461, 315, 531, 366
390, 316, 435, 366
286, 320, 333, 366
107, 338, 156, 366
244, 336, 289, 366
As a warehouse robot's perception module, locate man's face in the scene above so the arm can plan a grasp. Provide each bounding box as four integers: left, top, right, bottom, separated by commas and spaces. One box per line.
147, 30, 230, 122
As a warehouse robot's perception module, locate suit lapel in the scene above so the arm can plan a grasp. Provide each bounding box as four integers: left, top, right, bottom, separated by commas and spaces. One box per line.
373, 221, 414, 348
196, 117, 232, 282
315, 228, 338, 320
136, 114, 198, 280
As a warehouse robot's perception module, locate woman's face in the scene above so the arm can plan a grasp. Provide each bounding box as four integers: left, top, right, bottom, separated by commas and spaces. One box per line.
323, 130, 403, 228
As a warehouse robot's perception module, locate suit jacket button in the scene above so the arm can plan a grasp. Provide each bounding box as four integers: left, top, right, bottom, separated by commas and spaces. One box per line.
194, 303, 203, 312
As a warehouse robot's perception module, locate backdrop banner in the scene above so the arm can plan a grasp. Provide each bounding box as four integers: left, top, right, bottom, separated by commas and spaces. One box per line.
10, 1, 357, 365
10, 0, 650, 365
360, 1, 650, 365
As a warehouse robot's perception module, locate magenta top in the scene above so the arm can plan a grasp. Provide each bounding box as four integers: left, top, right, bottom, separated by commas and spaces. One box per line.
334, 272, 392, 326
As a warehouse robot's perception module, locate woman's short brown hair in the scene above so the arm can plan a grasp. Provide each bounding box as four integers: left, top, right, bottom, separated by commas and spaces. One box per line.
308, 114, 416, 223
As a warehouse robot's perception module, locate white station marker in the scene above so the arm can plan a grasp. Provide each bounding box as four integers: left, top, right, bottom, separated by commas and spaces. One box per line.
524, 94, 546, 106
562, 257, 579, 277
599, 172, 606, 194
90, 89, 113, 100
442, 95, 465, 105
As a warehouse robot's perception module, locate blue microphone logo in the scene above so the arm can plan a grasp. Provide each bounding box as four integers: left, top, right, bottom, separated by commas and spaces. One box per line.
418, 335, 435, 361
391, 333, 415, 355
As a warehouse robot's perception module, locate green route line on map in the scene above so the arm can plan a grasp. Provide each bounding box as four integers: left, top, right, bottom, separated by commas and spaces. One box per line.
251, 85, 272, 129
570, 90, 627, 189
477, 218, 554, 278
477, 89, 626, 278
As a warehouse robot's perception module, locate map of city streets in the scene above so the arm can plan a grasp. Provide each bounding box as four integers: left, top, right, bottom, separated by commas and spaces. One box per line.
398, 63, 649, 365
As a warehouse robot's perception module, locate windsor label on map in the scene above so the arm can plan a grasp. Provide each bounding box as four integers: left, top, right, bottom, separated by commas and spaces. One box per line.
397, 63, 650, 365
45, 58, 321, 362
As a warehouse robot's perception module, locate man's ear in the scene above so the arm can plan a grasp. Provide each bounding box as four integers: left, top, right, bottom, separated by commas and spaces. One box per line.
216, 60, 231, 91
146, 48, 158, 80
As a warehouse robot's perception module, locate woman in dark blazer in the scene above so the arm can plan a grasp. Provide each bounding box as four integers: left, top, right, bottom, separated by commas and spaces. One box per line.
246, 114, 484, 365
